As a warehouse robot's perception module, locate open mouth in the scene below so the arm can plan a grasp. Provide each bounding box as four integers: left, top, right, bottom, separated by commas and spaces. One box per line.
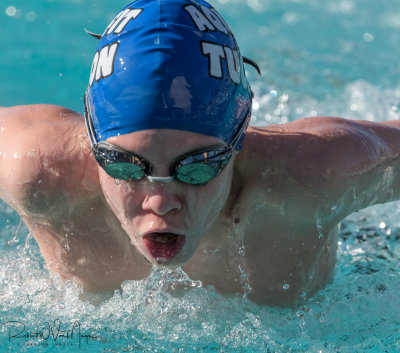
142, 233, 186, 261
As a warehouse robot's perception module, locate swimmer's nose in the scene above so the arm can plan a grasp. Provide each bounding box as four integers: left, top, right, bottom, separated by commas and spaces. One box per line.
142, 191, 182, 216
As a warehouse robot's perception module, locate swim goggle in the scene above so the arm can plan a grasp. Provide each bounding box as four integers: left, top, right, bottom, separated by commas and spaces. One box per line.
84, 94, 251, 186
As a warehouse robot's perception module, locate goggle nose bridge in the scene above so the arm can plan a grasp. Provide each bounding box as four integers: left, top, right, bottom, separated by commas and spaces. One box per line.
146, 175, 175, 183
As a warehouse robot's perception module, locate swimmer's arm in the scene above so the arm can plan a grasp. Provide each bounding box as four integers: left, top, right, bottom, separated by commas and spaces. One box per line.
243, 117, 400, 226
0, 105, 43, 212
314, 117, 400, 210
0, 105, 94, 217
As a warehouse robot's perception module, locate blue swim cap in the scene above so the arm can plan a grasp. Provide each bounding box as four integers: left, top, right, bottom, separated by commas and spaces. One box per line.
85, 0, 252, 147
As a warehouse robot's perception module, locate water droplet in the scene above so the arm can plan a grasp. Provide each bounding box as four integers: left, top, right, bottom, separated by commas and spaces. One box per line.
363, 32, 374, 42
279, 93, 289, 103
64, 240, 70, 252
5, 6, 17, 17
316, 223, 324, 239
331, 206, 337, 215
114, 179, 123, 185
283, 283, 290, 290
62, 223, 71, 232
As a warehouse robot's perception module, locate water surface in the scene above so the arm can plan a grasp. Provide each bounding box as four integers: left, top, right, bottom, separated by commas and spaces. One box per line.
1, 0, 400, 351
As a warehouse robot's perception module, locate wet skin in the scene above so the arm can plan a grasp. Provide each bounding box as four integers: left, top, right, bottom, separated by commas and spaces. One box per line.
1, 104, 400, 306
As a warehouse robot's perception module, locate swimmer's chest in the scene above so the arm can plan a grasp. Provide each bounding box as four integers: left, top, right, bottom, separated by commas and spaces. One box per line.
182, 205, 335, 303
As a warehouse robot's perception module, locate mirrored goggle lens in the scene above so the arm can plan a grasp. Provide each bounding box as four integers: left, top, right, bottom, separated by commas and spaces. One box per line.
105, 162, 144, 181
176, 163, 219, 185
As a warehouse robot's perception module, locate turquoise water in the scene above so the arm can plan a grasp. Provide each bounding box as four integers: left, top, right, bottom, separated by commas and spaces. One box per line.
1, 0, 400, 351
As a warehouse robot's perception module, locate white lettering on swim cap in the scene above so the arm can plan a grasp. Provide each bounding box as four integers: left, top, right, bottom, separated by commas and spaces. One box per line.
210, 8, 232, 35
202, 41, 243, 85
224, 47, 240, 84
89, 42, 119, 86
89, 51, 99, 87
201, 42, 225, 79
200, 5, 229, 35
184, 4, 231, 36
105, 8, 143, 36
184, 5, 215, 32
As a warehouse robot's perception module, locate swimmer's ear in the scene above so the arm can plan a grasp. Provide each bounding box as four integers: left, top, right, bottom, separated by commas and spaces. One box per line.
84, 28, 102, 40
243, 56, 261, 77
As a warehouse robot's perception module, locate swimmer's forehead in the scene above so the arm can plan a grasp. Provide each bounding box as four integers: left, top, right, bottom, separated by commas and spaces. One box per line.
107, 129, 226, 158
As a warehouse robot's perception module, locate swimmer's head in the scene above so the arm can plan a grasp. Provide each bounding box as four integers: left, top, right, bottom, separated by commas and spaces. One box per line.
84, 0, 254, 148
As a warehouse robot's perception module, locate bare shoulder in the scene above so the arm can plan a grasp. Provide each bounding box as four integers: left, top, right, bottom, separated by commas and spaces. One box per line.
234, 116, 400, 225
240, 116, 400, 179
0, 104, 99, 219
0, 104, 82, 121
236, 117, 352, 186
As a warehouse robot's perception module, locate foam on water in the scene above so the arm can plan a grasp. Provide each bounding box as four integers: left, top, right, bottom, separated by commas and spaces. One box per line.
251, 80, 400, 126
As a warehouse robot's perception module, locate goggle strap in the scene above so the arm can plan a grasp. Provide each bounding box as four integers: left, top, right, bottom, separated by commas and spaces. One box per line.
83, 90, 99, 149
229, 108, 251, 150
243, 56, 261, 77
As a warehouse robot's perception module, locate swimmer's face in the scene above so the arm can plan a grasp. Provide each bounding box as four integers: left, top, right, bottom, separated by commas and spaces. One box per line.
97, 129, 235, 267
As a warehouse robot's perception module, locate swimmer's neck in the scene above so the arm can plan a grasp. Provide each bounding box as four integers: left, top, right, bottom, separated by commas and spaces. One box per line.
208, 169, 242, 235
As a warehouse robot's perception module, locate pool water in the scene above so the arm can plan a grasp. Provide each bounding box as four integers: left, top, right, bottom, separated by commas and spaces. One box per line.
1, 0, 400, 352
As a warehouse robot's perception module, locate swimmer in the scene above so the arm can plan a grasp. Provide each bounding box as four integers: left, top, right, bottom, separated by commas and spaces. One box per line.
1, 0, 400, 307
